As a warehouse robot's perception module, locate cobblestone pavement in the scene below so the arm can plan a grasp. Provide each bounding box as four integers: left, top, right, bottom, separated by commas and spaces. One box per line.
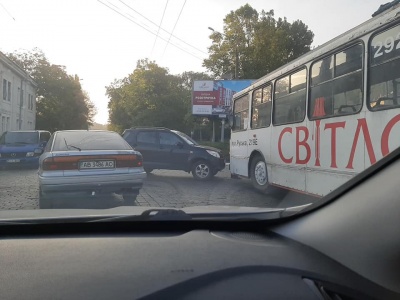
0, 166, 317, 210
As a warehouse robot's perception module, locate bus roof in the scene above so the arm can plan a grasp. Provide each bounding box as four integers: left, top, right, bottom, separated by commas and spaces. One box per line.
233, 2, 400, 99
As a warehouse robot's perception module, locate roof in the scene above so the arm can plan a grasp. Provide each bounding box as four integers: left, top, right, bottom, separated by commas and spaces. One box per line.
5, 130, 49, 133
0, 51, 38, 87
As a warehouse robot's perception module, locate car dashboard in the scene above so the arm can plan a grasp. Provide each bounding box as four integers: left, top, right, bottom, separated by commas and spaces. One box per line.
0, 222, 397, 300
2, 143, 400, 299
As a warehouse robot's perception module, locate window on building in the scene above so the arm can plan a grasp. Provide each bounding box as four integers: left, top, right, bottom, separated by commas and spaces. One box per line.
7, 82, 11, 101
29, 94, 35, 110
6, 117, 10, 130
3, 79, 6, 100
1, 117, 5, 133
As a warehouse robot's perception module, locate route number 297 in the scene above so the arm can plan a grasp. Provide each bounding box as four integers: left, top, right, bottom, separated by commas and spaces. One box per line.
373, 31, 400, 58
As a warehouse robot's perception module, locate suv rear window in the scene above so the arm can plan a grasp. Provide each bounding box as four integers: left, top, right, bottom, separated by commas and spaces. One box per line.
137, 131, 157, 144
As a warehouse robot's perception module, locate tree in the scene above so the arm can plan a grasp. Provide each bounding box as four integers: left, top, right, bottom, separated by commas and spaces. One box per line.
7, 48, 96, 132
203, 5, 314, 79
107, 59, 190, 134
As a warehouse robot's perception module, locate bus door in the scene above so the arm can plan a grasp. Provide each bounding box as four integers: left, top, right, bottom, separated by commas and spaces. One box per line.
270, 69, 307, 192
230, 94, 251, 176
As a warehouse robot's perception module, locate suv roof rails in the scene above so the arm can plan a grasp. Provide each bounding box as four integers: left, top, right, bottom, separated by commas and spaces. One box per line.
129, 127, 171, 130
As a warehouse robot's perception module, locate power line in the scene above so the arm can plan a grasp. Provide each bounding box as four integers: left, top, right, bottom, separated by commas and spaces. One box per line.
118, 0, 206, 55
97, 0, 203, 60
151, 0, 169, 56
162, 0, 187, 56
0, 2, 15, 21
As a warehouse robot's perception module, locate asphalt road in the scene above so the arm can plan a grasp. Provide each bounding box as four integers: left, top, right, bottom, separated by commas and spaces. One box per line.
0, 166, 318, 210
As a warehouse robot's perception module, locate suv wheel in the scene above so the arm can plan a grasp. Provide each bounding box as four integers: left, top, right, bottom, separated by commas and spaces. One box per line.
192, 160, 213, 180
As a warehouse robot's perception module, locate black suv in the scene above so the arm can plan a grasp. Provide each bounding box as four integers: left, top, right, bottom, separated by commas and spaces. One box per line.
122, 127, 225, 180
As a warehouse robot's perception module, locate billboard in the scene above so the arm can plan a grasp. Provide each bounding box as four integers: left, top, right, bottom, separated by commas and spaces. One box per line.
192, 80, 254, 117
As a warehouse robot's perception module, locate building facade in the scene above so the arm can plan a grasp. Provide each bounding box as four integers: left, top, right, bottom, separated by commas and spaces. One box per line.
0, 51, 37, 135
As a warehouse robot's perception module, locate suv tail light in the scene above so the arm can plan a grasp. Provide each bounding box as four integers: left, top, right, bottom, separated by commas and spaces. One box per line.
42, 154, 142, 171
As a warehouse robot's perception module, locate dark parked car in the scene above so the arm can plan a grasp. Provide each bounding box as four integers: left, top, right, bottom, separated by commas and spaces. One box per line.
122, 127, 225, 180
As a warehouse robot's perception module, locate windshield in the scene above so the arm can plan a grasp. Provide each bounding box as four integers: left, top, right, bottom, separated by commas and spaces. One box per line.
0, 132, 39, 145
172, 130, 198, 145
0, 0, 395, 222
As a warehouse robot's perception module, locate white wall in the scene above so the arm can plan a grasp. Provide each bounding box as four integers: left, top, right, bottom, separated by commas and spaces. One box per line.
0, 60, 36, 135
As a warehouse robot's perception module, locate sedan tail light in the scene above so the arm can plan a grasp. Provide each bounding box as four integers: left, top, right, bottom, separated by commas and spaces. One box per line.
42, 154, 142, 171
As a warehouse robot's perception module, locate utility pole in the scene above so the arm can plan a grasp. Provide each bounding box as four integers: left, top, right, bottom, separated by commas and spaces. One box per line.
19, 79, 23, 130
208, 26, 237, 144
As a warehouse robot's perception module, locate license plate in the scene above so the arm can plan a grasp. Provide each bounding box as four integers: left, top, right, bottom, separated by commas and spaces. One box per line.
79, 160, 115, 169
7, 159, 20, 163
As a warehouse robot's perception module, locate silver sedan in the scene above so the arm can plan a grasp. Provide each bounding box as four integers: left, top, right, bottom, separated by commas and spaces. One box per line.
38, 130, 146, 208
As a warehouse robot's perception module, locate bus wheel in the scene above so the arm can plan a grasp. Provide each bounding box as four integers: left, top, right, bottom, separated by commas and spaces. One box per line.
250, 156, 270, 192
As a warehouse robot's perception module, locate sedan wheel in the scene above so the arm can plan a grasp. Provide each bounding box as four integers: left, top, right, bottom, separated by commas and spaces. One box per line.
122, 190, 139, 205
39, 187, 53, 209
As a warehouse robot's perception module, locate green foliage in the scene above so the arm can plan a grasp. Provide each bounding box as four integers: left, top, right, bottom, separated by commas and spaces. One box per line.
7, 48, 96, 132
107, 60, 212, 135
203, 4, 314, 79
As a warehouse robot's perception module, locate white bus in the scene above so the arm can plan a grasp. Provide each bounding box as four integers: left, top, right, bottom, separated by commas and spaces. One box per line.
230, 3, 400, 197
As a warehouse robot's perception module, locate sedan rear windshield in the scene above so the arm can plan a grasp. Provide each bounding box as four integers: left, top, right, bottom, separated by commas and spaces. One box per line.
52, 131, 132, 151
0, 132, 39, 145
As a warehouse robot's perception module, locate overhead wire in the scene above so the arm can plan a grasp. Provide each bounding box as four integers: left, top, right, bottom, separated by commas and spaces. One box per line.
0, 2, 15, 20
97, 0, 203, 60
151, 0, 169, 56
118, 0, 206, 55
162, 0, 187, 56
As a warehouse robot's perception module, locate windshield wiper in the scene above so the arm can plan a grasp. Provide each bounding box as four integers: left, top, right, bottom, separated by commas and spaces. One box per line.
64, 138, 81, 151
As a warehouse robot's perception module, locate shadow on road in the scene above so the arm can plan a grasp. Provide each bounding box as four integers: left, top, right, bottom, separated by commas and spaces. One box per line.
43, 193, 133, 210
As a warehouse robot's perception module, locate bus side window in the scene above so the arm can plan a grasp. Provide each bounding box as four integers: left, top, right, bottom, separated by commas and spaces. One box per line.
251, 85, 271, 129
309, 43, 363, 119
233, 95, 249, 131
369, 25, 400, 110
273, 69, 307, 126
